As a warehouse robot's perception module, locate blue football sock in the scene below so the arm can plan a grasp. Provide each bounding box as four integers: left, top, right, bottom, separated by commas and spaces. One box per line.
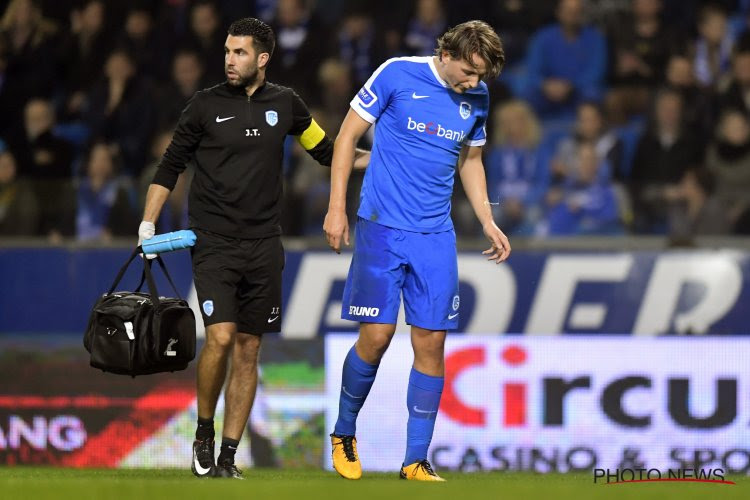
404, 367, 444, 466
333, 345, 379, 436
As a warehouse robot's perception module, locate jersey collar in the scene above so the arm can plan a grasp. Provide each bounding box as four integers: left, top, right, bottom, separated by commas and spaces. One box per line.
428, 56, 449, 88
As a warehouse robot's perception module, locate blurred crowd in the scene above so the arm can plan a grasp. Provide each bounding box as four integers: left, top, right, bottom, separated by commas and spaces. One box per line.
1, 0, 750, 244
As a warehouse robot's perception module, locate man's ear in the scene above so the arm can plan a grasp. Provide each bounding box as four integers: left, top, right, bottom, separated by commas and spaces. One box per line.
257, 52, 270, 69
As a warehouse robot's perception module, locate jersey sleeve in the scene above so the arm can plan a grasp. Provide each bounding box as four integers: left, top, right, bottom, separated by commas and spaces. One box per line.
350, 58, 399, 123
289, 90, 333, 166
152, 92, 204, 190
464, 92, 489, 147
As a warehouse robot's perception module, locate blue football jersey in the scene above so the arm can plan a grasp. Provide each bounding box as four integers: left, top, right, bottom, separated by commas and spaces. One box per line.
350, 56, 489, 232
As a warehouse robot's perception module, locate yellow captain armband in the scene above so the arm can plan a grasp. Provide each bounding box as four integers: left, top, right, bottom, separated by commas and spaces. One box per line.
297, 118, 326, 150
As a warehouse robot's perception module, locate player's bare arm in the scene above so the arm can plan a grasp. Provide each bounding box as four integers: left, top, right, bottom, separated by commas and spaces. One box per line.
141, 184, 171, 224
457, 144, 511, 263
324, 109, 372, 253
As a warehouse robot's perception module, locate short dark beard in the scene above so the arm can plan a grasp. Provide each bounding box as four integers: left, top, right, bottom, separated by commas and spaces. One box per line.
227, 66, 259, 89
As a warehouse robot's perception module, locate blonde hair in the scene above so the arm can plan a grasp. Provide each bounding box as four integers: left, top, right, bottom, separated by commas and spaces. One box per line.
492, 100, 541, 147
435, 20, 505, 80
0, 0, 57, 48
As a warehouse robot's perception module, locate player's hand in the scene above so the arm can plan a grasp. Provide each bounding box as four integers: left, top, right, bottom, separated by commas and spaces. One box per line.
323, 209, 349, 254
482, 221, 511, 264
138, 220, 157, 259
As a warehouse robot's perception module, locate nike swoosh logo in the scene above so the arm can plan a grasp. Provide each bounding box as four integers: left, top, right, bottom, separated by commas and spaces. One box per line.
448, 313, 459, 320
194, 456, 212, 475
413, 405, 437, 415
267, 316, 279, 323
215, 115, 235, 122
342, 386, 365, 399
412, 92, 429, 99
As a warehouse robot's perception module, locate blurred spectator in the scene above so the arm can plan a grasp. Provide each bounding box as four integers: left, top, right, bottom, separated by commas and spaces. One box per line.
138, 130, 191, 234
0, 0, 60, 132
586, 0, 632, 29
665, 167, 730, 242
60, 0, 111, 118
83, 49, 155, 177
665, 52, 713, 136
178, 0, 225, 83
331, 5, 384, 88
6, 98, 75, 240
116, 4, 168, 80
157, 49, 206, 131
694, 3, 734, 88
0, 39, 11, 137
553, 101, 625, 181
630, 87, 702, 233
484, 100, 548, 236
402, 0, 447, 57
284, 111, 332, 235
489, 0, 555, 67
705, 109, 750, 227
716, 35, 750, 117
7, 98, 73, 179
256, 0, 280, 22
152, 0, 191, 39
545, 141, 623, 235
521, 0, 608, 119
0, 149, 39, 236
316, 58, 353, 126
316, 58, 367, 230
268, 0, 326, 104
605, 0, 681, 123
279, 57, 357, 235
75, 141, 136, 242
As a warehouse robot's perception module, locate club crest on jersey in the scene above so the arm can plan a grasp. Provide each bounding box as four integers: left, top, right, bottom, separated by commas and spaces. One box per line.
202, 300, 214, 317
459, 102, 471, 120
265, 110, 278, 126
452, 295, 460, 311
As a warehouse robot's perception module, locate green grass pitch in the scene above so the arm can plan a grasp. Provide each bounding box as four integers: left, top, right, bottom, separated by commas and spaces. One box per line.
0, 468, 747, 500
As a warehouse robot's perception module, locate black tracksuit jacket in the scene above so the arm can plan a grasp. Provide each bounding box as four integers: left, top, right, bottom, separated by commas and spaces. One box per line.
152, 80, 333, 239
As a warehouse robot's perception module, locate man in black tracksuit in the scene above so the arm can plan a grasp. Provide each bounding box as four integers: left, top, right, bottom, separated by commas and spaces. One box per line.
139, 18, 368, 479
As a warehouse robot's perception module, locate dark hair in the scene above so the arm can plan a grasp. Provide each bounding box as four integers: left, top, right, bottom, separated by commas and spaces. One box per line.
699, 2, 727, 25
435, 20, 505, 80
227, 17, 275, 59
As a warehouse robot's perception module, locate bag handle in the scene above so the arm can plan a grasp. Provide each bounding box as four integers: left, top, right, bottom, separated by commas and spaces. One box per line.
152, 255, 183, 299
106, 247, 183, 304
106, 246, 142, 295
141, 252, 162, 308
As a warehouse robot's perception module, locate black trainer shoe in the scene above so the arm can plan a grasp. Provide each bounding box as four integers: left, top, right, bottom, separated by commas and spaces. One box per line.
214, 459, 244, 479
191, 438, 216, 478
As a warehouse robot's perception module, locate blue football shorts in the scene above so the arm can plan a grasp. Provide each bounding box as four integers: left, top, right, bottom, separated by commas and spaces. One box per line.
341, 217, 460, 330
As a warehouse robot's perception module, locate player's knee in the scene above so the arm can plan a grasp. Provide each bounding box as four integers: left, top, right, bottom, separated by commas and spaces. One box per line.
359, 333, 392, 360
206, 327, 235, 351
